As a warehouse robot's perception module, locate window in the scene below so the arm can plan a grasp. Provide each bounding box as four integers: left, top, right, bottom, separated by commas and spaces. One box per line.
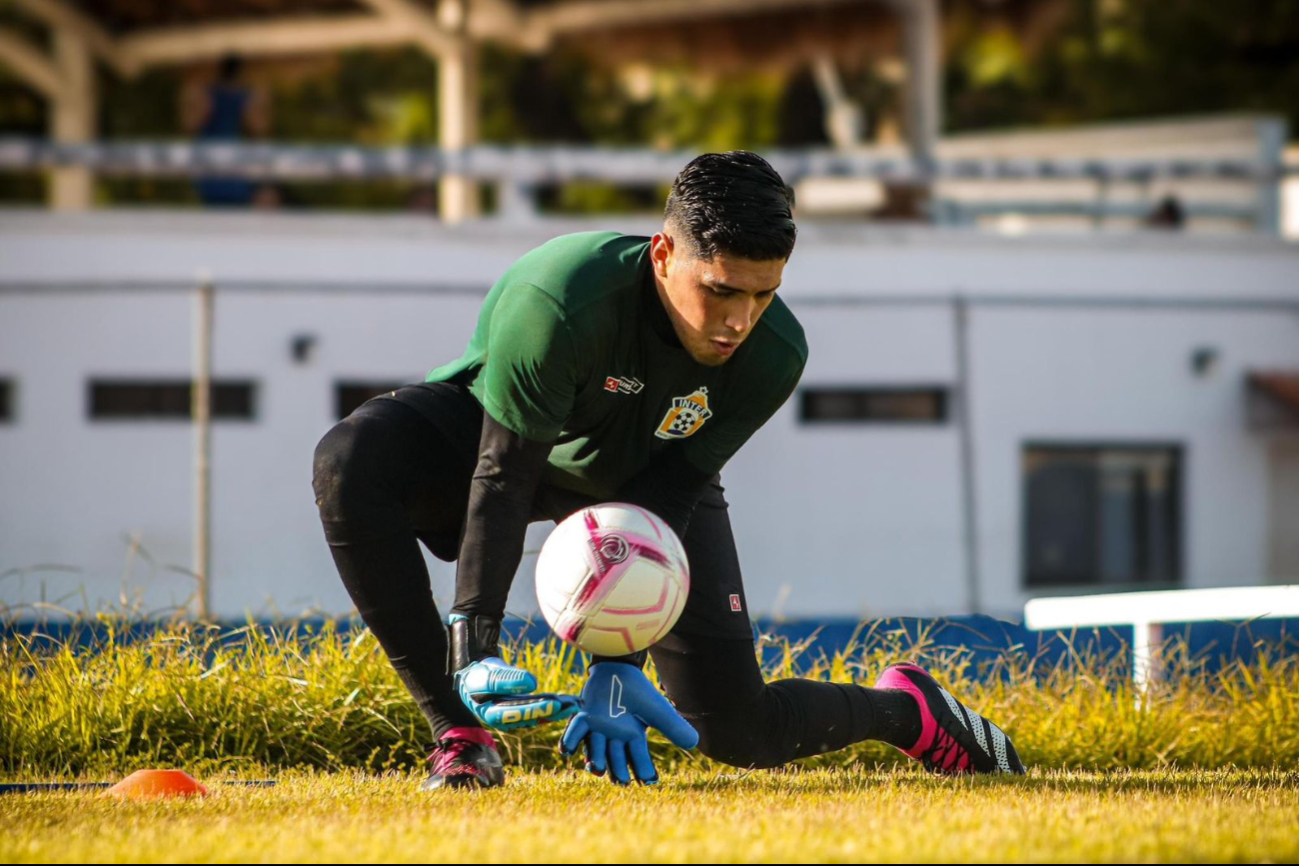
800, 387, 948, 424
89, 380, 256, 420
0, 378, 12, 422
335, 381, 406, 420
1023, 444, 1181, 587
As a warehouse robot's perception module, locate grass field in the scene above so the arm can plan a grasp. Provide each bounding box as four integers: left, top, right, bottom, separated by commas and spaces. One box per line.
5, 617, 1297, 774
3, 767, 1298, 863
3, 616, 1297, 862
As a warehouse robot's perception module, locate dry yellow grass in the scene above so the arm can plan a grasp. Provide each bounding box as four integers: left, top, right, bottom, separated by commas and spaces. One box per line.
3, 767, 1297, 863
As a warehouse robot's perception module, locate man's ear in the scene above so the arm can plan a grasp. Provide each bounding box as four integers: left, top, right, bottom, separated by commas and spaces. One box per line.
650, 232, 675, 279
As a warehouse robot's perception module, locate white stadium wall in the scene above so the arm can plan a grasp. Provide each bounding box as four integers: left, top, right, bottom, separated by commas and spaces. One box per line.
2, 212, 1298, 620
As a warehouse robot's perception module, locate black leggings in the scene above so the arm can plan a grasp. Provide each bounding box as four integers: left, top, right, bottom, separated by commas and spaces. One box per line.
312, 384, 919, 768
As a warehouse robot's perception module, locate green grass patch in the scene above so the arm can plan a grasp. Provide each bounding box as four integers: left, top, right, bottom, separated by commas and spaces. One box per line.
3, 614, 1297, 776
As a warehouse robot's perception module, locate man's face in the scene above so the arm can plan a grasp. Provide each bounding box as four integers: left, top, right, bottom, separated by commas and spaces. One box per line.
649, 232, 785, 367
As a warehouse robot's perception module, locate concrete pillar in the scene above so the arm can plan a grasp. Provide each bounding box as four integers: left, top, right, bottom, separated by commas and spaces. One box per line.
1256, 117, 1286, 235
438, 0, 478, 223
49, 29, 95, 211
897, 0, 941, 170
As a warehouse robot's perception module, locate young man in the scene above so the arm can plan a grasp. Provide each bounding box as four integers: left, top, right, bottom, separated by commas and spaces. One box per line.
313, 151, 1026, 789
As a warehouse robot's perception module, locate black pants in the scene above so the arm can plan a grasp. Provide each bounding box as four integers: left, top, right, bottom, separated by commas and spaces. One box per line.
312, 382, 917, 769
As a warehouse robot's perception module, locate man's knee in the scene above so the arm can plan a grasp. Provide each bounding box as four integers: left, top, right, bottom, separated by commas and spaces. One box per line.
689, 698, 789, 770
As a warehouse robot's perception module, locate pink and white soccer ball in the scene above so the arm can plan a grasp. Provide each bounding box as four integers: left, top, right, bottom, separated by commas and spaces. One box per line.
535, 503, 690, 656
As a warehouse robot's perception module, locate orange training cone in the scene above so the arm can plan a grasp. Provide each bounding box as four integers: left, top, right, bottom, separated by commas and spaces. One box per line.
107, 769, 209, 800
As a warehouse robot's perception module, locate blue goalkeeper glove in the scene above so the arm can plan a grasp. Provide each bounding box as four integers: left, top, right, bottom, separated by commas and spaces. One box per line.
559, 661, 699, 785
450, 614, 580, 731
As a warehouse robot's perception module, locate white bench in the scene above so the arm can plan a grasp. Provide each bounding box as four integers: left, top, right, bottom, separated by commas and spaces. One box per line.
1023, 585, 1299, 688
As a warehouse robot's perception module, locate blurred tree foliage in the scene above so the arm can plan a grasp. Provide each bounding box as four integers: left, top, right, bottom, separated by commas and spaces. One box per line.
1, 0, 1296, 208
946, 0, 1299, 132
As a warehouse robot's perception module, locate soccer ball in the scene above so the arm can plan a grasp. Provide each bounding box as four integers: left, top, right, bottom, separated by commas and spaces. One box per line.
535, 503, 690, 656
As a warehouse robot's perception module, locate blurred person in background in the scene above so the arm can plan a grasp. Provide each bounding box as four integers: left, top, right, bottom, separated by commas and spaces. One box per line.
183, 53, 272, 208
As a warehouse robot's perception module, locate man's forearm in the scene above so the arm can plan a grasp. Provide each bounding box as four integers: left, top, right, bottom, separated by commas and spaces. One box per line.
451, 412, 553, 620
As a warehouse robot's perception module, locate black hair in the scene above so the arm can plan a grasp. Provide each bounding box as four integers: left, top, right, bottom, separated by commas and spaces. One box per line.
664, 151, 796, 261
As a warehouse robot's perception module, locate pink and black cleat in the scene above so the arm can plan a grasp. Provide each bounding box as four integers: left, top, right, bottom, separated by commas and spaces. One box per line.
875, 663, 1027, 776
421, 727, 506, 790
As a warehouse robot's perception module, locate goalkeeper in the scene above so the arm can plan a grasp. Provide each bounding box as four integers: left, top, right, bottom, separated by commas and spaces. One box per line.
313, 151, 1026, 789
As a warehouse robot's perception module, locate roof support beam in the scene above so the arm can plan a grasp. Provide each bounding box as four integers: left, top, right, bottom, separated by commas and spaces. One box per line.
118, 16, 410, 67
467, 0, 532, 46
0, 27, 62, 98
811, 54, 865, 149
10, 0, 136, 76
354, 0, 455, 56
521, 0, 871, 44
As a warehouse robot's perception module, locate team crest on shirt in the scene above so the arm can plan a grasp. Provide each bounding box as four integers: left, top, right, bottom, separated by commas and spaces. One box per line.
655, 387, 713, 440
